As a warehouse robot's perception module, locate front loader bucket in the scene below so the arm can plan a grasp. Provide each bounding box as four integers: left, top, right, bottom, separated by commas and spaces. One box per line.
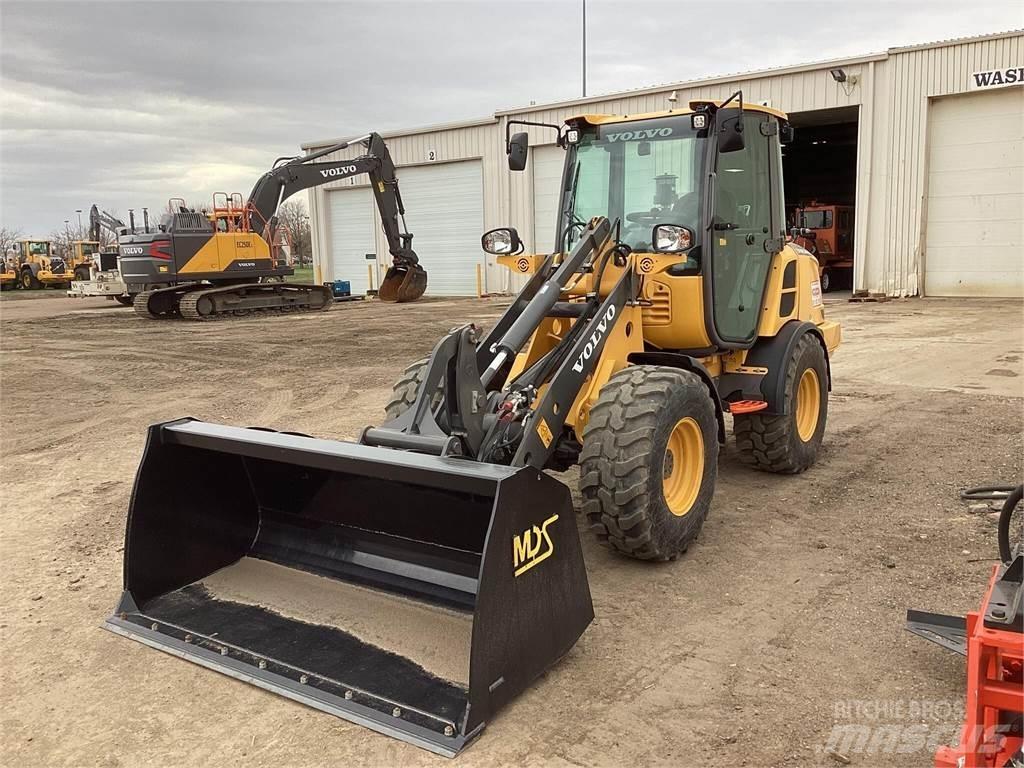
379, 264, 427, 303
105, 419, 592, 756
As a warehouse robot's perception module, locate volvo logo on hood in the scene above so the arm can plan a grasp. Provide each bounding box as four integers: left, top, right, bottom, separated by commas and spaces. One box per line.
120, 246, 146, 256
606, 127, 674, 142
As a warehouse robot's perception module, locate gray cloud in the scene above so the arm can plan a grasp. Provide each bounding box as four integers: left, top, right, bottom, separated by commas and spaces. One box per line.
2, 0, 1020, 234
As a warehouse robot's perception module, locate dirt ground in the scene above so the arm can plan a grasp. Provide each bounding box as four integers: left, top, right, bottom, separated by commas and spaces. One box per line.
1, 292, 1021, 767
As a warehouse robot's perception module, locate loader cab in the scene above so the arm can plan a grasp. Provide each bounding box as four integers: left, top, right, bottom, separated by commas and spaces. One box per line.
507, 102, 790, 351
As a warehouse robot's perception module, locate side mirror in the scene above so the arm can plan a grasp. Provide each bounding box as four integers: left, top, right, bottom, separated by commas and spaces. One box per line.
652, 224, 694, 254
481, 227, 523, 255
780, 122, 794, 145
507, 132, 529, 171
718, 114, 745, 153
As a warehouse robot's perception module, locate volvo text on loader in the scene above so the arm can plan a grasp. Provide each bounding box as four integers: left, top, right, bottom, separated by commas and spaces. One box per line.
105, 94, 840, 756
124, 132, 427, 319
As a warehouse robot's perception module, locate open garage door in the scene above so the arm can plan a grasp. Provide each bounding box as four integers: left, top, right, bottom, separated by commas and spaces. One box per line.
532, 144, 565, 253
328, 187, 375, 295
393, 161, 484, 296
783, 106, 859, 293
924, 88, 1023, 297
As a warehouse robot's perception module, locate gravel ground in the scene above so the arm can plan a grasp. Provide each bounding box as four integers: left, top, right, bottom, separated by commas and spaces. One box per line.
1, 292, 1021, 767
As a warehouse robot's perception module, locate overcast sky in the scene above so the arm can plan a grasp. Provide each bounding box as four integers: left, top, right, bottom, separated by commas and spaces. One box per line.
1, 0, 1020, 235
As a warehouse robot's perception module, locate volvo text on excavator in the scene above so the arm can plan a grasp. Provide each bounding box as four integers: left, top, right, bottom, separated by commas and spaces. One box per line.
126, 132, 427, 319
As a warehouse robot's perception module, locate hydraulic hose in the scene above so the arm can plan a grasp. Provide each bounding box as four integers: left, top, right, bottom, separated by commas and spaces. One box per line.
960, 484, 1023, 564
997, 485, 1022, 564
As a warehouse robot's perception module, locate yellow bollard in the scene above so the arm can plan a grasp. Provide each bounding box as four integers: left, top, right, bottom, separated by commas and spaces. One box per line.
476, 263, 483, 298
367, 263, 375, 293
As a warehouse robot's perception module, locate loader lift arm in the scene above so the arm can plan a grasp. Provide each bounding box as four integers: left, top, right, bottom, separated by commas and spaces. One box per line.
246, 133, 423, 298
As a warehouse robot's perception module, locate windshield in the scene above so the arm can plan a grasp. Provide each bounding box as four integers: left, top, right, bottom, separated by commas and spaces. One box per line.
28, 241, 50, 256
565, 115, 702, 252
81, 243, 98, 255
801, 210, 832, 229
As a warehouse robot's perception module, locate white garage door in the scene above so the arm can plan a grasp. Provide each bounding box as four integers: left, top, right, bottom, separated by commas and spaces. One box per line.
328, 187, 375, 295
532, 144, 566, 253
394, 161, 483, 296
924, 87, 1023, 297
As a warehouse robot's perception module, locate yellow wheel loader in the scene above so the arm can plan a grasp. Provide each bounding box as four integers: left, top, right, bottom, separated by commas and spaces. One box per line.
11, 239, 70, 288
105, 93, 840, 756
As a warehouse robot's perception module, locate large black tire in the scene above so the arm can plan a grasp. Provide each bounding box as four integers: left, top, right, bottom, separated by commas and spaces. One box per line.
384, 358, 443, 420
734, 333, 828, 473
580, 366, 719, 561
74, 266, 90, 282
114, 295, 134, 307
20, 269, 39, 289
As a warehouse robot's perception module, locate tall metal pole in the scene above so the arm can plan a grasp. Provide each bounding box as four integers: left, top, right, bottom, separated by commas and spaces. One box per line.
582, 0, 587, 97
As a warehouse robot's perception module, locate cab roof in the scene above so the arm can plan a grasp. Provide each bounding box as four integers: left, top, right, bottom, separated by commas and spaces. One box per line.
569, 100, 789, 126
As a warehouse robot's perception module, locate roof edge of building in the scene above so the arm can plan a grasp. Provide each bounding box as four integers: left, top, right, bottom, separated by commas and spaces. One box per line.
301, 115, 497, 151
494, 28, 1023, 117
887, 27, 1023, 54
493, 51, 888, 116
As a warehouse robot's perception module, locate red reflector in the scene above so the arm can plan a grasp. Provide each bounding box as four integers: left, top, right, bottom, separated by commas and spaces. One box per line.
729, 400, 769, 414
149, 242, 172, 260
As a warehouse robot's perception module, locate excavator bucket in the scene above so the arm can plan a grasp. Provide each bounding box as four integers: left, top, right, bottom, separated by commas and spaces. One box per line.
105, 419, 592, 756
379, 264, 428, 303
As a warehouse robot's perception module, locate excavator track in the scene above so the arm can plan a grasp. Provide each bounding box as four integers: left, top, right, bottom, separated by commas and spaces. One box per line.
133, 285, 195, 319
177, 283, 333, 321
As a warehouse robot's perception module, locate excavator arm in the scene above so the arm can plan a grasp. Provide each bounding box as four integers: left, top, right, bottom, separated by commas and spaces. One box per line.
89, 204, 127, 243
245, 133, 426, 300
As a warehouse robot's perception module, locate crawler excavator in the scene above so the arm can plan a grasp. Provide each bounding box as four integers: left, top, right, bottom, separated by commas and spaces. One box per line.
106, 94, 840, 755
125, 132, 426, 319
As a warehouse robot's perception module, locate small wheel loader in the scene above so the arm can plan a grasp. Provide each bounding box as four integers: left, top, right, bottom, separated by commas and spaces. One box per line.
106, 93, 840, 756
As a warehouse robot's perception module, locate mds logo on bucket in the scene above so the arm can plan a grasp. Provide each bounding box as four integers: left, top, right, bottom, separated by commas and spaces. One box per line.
512, 514, 558, 577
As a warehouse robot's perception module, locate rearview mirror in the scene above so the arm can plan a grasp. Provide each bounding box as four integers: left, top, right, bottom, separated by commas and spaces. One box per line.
508, 132, 529, 171
481, 227, 523, 255
652, 224, 694, 254
718, 114, 745, 153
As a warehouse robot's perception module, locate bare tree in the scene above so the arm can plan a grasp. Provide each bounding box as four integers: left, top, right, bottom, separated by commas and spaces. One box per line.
50, 227, 76, 259
0, 226, 23, 257
276, 200, 312, 265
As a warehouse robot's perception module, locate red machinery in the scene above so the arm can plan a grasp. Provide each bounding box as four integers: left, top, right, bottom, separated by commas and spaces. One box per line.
907, 485, 1023, 768
791, 203, 854, 292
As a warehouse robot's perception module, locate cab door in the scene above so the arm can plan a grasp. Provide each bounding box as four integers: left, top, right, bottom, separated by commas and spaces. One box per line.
709, 111, 781, 345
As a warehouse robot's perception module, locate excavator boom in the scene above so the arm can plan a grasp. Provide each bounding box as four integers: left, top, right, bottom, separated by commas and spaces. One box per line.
246, 133, 427, 302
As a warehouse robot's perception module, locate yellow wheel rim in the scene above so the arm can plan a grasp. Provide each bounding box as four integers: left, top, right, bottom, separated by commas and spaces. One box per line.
795, 368, 821, 442
663, 417, 704, 516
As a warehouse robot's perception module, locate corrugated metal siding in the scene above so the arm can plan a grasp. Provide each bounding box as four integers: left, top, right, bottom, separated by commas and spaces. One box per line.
864, 33, 1022, 296
306, 122, 507, 290
305, 32, 1023, 297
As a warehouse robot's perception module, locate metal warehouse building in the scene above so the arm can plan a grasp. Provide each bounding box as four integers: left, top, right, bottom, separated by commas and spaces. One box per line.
305, 30, 1022, 298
